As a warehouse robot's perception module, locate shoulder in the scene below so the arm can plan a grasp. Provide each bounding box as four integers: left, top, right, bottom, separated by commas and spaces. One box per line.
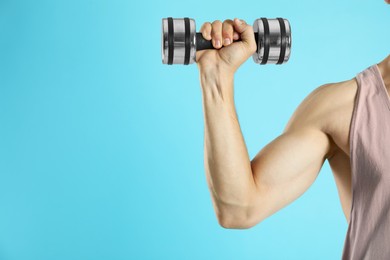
284, 79, 357, 132
283, 78, 358, 158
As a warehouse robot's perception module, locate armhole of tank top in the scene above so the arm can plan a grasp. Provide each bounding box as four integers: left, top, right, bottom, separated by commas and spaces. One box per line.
347, 75, 362, 226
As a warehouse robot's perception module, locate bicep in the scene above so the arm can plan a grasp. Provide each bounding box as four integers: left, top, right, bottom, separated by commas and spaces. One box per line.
248, 126, 332, 224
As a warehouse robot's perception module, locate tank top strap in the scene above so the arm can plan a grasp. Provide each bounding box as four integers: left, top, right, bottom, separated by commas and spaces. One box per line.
356, 64, 390, 111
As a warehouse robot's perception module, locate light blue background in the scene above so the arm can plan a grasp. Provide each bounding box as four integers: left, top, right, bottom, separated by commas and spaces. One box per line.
0, 0, 389, 259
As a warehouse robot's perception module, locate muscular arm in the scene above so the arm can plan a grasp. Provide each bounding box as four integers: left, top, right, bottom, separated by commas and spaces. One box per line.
195, 18, 335, 229
201, 72, 335, 229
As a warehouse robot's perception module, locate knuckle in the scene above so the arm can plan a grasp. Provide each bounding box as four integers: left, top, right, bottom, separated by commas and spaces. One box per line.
212, 20, 222, 26
204, 23, 212, 34
199, 23, 208, 33
223, 19, 233, 24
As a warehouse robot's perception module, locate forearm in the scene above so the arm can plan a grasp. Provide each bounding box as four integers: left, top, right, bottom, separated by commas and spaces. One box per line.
200, 69, 257, 215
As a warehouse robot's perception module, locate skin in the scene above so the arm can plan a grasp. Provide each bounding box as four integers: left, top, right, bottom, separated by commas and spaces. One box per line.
196, 5, 390, 229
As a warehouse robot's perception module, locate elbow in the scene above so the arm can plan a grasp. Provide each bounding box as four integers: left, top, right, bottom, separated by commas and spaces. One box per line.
218, 219, 254, 230
216, 209, 261, 230
212, 192, 264, 229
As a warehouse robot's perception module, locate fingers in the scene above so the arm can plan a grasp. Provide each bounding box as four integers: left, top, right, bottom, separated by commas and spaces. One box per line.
211, 19, 238, 48
200, 22, 212, 41
222, 19, 234, 46
233, 18, 257, 53
199, 19, 245, 49
211, 20, 223, 48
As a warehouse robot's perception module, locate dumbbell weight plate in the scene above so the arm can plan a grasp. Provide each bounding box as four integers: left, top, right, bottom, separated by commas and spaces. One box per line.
161, 18, 196, 65
252, 18, 291, 64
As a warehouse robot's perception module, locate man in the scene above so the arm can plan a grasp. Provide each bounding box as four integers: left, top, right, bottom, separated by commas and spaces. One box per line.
196, 3, 390, 259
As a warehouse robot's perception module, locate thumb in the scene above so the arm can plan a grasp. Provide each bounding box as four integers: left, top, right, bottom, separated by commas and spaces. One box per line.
233, 18, 256, 52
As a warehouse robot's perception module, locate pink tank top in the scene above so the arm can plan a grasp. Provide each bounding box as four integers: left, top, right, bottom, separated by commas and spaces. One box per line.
342, 64, 390, 259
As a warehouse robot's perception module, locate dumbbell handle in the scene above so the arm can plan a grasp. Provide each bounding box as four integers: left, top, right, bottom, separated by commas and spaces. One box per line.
195, 32, 259, 51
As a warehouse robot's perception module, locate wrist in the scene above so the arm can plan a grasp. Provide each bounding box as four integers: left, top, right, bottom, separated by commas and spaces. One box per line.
199, 68, 235, 101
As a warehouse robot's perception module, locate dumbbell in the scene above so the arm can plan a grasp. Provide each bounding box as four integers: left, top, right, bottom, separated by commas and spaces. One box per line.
161, 17, 292, 65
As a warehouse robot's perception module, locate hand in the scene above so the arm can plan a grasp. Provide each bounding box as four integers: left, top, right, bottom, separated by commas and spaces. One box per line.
196, 18, 257, 75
